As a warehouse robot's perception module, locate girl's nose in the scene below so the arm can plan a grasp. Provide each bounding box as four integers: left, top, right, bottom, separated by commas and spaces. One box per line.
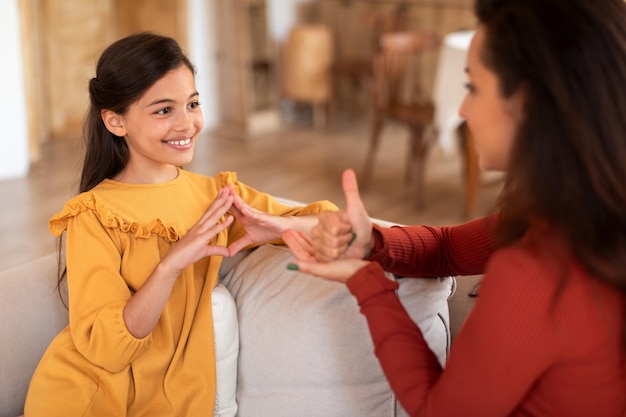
175, 110, 194, 131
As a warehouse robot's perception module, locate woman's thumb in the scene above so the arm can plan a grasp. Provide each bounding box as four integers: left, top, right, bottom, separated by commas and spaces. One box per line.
342, 169, 365, 214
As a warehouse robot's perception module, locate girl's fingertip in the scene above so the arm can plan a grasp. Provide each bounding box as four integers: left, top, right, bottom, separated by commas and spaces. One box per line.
287, 263, 299, 271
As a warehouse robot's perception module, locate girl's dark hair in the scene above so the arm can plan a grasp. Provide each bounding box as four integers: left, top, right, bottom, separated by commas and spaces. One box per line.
80, 32, 195, 192
475, 0, 626, 295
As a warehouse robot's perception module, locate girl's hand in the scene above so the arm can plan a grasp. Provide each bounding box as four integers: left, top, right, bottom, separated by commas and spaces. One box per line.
160, 187, 234, 275
310, 169, 374, 261
225, 185, 288, 255
283, 229, 369, 283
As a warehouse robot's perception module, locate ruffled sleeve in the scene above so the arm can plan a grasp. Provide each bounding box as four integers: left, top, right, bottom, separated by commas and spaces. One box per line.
49, 192, 186, 242
50, 193, 154, 372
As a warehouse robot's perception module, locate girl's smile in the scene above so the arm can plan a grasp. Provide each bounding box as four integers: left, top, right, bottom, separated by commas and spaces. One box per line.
163, 137, 193, 149
102, 65, 204, 184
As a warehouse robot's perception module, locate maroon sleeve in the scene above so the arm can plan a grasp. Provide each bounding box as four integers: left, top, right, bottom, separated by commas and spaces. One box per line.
346, 242, 623, 416
368, 214, 498, 277
347, 263, 442, 413
347, 249, 560, 417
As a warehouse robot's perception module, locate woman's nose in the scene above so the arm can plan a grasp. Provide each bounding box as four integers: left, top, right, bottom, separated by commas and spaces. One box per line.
458, 93, 469, 119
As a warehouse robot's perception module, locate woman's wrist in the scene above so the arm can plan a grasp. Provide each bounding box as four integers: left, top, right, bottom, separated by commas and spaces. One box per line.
363, 235, 375, 259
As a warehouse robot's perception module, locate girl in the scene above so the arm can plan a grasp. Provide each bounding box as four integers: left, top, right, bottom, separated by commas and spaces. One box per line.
283, 0, 626, 415
24, 32, 335, 416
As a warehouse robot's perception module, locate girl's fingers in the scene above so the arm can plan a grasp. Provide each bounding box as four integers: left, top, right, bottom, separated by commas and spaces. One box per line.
196, 191, 233, 229
317, 210, 352, 235
283, 229, 316, 262
310, 224, 354, 261
227, 190, 246, 218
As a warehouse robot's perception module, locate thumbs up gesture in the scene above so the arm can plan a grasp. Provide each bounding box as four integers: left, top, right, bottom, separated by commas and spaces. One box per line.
317, 169, 374, 260
282, 169, 375, 282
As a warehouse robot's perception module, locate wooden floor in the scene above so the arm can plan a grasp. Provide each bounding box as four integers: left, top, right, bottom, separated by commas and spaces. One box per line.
0, 116, 502, 272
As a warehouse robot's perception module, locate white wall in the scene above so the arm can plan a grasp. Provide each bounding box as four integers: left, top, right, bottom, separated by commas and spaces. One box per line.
188, 0, 219, 130
267, 0, 312, 42
0, 0, 30, 179
0, 0, 222, 180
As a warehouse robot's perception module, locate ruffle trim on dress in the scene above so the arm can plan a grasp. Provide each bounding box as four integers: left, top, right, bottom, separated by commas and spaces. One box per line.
49, 192, 186, 242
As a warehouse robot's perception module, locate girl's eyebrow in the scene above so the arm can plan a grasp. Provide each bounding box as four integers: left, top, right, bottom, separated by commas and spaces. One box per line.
147, 91, 199, 107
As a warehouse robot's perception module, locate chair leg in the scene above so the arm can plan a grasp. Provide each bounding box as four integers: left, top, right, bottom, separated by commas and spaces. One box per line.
405, 127, 416, 185
363, 118, 384, 189
409, 125, 431, 209
313, 102, 328, 129
459, 122, 481, 218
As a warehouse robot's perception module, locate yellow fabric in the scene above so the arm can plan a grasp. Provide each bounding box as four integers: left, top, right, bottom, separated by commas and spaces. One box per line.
24, 170, 336, 417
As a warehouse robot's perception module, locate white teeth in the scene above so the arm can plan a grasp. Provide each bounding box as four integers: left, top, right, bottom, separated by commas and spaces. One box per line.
168, 138, 191, 146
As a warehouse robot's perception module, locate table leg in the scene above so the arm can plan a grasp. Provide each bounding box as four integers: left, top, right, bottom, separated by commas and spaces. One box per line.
460, 122, 480, 218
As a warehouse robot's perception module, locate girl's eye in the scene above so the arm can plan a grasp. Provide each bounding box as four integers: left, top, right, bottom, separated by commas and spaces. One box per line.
188, 101, 201, 110
156, 107, 171, 115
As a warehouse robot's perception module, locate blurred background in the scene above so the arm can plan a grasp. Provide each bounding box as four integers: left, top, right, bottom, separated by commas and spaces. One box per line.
1, 0, 502, 272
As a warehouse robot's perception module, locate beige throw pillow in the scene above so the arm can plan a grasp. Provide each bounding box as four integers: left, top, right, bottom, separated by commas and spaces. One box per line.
220, 244, 453, 417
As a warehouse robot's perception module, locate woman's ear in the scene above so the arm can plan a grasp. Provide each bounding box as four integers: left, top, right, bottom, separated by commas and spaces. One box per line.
509, 82, 528, 120
101, 110, 126, 137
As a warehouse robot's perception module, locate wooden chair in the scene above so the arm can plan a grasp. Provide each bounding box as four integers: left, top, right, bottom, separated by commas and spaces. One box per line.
329, 6, 409, 116
280, 24, 334, 128
362, 31, 440, 208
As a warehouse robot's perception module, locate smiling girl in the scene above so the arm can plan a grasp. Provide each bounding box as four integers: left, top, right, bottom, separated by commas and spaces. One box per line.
23, 32, 335, 416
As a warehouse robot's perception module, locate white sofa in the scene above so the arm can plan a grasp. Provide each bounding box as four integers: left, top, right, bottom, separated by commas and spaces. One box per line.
0, 216, 456, 417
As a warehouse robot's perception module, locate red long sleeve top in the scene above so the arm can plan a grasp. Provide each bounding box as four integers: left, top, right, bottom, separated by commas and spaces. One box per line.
347, 214, 625, 417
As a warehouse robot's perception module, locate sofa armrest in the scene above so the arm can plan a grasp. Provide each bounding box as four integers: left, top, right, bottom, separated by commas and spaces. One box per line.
0, 253, 68, 417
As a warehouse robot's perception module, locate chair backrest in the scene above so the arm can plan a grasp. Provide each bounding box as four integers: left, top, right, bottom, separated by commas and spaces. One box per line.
372, 32, 441, 108
281, 24, 334, 103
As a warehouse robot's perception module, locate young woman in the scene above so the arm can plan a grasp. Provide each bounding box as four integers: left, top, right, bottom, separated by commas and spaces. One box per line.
23, 32, 335, 416
283, 0, 626, 415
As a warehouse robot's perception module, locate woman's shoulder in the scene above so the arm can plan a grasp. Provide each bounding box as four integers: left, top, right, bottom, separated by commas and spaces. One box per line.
488, 229, 571, 284
484, 228, 619, 308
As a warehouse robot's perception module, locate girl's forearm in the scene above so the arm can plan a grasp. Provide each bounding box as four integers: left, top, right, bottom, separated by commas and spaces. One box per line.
122, 262, 178, 339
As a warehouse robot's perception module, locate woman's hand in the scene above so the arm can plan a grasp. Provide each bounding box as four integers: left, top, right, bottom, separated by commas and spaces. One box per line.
310, 169, 374, 261
160, 187, 234, 276
283, 229, 369, 283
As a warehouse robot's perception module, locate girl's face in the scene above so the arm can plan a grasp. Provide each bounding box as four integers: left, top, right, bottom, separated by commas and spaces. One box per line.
103, 65, 203, 183
459, 26, 525, 171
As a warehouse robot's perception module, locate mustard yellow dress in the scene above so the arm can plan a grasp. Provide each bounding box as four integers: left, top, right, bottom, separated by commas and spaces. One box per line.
24, 170, 335, 417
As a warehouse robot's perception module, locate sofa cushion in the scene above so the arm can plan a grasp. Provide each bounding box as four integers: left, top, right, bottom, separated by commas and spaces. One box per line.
220, 244, 453, 417
0, 253, 68, 417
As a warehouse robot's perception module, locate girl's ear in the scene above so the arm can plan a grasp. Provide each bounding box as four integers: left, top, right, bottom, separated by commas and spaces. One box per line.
101, 110, 126, 137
